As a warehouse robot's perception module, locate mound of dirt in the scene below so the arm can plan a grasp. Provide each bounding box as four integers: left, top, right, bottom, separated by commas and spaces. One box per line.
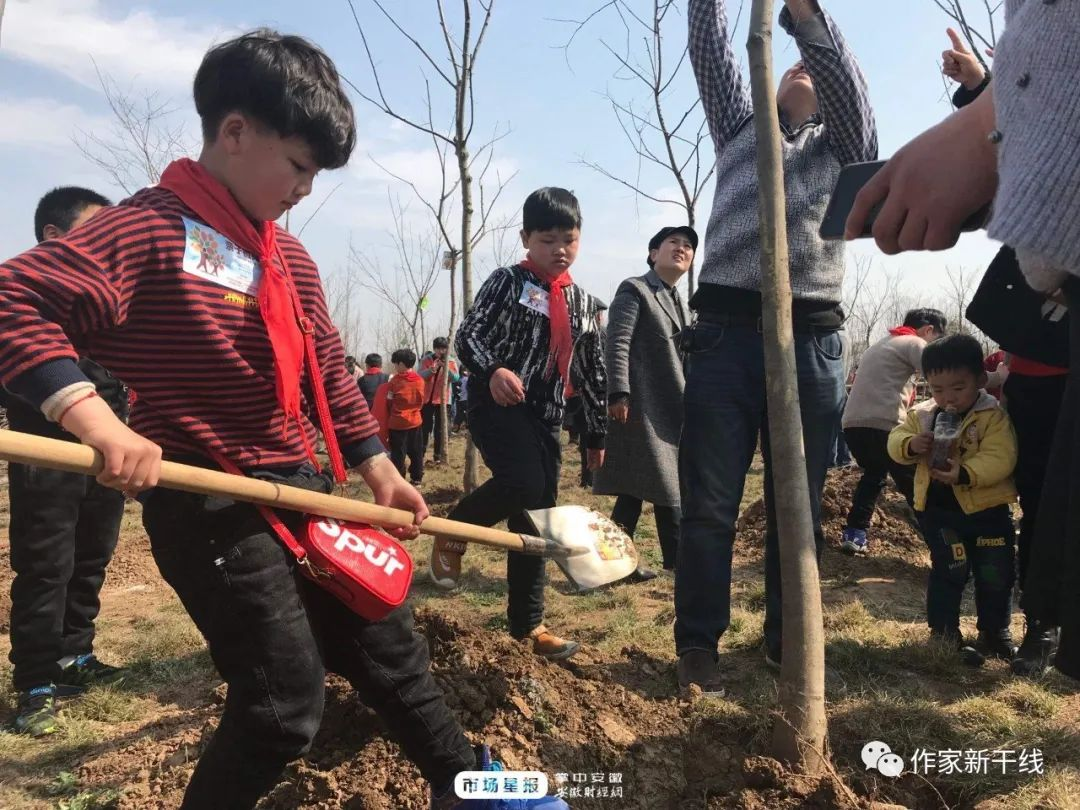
737, 467, 925, 562
72, 609, 887, 809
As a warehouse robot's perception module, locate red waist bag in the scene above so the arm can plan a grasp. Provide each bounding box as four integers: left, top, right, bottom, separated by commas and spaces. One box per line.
304, 517, 412, 618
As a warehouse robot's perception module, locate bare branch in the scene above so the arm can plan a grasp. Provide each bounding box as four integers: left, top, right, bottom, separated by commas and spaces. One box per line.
296, 182, 344, 238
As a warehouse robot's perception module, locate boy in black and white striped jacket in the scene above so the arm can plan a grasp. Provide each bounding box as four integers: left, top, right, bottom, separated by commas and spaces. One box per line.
428, 187, 607, 660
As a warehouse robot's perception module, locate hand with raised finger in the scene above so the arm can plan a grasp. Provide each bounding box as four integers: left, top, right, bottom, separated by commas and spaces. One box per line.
941, 28, 986, 90
62, 394, 162, 492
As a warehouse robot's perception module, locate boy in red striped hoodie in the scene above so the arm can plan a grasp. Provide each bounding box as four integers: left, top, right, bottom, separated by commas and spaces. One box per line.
0, 29, 563, 810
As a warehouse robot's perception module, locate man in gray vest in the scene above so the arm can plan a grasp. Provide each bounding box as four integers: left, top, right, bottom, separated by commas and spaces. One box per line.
595, 227, 695, 582
677, 0, 877, 692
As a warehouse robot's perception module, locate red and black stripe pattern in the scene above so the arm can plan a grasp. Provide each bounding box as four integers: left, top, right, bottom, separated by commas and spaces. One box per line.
0, 186, 379, 470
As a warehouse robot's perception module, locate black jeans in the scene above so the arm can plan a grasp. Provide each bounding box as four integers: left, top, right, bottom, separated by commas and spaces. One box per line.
919, 505, 1015, 636
1004, 372, 1067, 591
142, 476, 474, 809
843, 427, 917, 530
447, 397, 559, 638
389, 427, 424, 483
422, 403, 448, 462
611, 495, 679, 570
8, 461, 124, 691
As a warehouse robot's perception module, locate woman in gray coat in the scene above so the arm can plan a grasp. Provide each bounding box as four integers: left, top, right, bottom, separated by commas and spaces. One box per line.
594, 226, 696, 579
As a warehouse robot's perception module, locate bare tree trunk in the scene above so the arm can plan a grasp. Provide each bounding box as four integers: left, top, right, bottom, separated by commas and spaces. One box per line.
747, 0, 827, 773
457, 4, 480, 494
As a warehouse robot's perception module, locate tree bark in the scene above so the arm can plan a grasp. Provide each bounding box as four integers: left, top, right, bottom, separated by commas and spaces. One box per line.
457, 3, 481, 494
746, 0, 827, 773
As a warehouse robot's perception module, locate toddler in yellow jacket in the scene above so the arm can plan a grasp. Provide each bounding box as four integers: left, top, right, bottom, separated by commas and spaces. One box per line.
889, 335, 1017, 667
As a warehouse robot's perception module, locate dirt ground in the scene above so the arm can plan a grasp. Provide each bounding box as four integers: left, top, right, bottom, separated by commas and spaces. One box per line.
0, 434, 1077, 809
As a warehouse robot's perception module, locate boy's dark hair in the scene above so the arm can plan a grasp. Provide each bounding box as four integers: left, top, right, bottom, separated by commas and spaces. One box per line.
194, 29, 356, 169
903, 307, 948, 334
522, 187, 582, 234
432, 337, 449, 350
365, 353, 383, 368
921, 334, 984, 378
391, 348, 416, 368
34, 186, 111, 243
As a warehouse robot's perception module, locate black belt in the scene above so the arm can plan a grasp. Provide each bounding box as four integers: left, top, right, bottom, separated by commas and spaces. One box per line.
695, 310, 840, 334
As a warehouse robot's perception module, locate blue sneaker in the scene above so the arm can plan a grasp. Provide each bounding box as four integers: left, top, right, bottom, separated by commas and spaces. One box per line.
841, 527, 868, 555
431, 745, 571, 809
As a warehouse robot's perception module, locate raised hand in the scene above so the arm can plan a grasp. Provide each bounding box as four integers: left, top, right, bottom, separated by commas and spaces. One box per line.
942, 27, 986, 91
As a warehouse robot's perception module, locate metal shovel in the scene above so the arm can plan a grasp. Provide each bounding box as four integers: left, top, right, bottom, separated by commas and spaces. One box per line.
0, 430, 639, 590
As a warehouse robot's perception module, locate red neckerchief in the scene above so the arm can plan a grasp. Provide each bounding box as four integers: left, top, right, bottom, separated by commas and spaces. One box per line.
889, 326, 918, 337
158, 158, 323, 470
365, 368, 384, 375
521, 256, 574, 394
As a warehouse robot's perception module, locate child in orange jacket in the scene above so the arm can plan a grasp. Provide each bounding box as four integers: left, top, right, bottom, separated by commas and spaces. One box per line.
387, 348, 425, 484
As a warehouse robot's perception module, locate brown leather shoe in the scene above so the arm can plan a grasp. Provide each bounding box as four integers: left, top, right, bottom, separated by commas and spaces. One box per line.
677, 649, 725, 695
527, 625, 580, 661
428, 538, 467, 590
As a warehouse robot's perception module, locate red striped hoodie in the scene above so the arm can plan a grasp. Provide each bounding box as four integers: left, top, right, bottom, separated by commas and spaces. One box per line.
0, 186, 382, 470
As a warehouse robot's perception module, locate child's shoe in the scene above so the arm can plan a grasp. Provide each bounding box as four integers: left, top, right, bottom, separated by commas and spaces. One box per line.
430, 744, 571, 809
840, 527, 868, 555
12, 684, 59, 737
429, 538, 467, 590
527, 625, 579, 661
57, 653, 125, 696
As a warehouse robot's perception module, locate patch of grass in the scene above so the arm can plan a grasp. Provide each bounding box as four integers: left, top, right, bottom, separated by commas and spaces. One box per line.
733, 582, 766, 612
57, 788, 121, 810
993, 680, 1062, 720
63, 686, 150, 725
1003, 768, 1080, 810
722, 607, 763, 652
950, 695, 1021, 740
823, 600, 874, 633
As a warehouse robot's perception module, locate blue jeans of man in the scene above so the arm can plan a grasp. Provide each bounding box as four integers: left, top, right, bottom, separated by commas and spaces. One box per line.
675, 323, 844, 658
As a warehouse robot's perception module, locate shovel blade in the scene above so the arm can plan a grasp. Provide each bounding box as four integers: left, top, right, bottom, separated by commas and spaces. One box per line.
524, 505, 639, 590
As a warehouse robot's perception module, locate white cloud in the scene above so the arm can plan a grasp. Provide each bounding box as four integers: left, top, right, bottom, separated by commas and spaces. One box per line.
1, 0, 231, 93
0, 96, 111, 149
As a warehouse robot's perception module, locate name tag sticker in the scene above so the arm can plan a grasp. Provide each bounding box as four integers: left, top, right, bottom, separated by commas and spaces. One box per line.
519, 281, 550, 317
182, 216, 262, 296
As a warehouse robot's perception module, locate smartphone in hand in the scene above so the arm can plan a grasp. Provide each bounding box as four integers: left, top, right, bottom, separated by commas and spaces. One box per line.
819, 160, 990, 240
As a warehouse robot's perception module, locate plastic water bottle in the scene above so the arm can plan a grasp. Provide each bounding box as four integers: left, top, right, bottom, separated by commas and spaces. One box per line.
930, 408, 962, 470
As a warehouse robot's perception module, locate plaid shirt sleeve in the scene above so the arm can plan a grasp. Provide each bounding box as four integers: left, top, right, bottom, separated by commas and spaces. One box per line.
688, 0, 752, 150
780, 6, 878, 166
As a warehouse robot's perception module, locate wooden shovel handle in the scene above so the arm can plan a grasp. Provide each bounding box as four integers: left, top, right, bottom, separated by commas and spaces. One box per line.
0, 430, 526, 553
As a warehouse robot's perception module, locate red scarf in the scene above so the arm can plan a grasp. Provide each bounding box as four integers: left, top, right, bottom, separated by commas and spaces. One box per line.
521, 256, 574, 393
158, 158, 308, 448
889, 326, 918, 337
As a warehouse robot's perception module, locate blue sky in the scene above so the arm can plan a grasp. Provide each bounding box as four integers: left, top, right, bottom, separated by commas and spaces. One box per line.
0, 0, 1004, 354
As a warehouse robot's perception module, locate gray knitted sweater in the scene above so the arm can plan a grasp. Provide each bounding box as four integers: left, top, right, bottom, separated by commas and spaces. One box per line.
989, 0, 1080, 283
688, 0, 877, 305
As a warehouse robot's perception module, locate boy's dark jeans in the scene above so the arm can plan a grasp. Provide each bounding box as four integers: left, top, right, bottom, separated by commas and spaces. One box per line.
447, 396, 560, 639
611, 495, 679, 570
918, 505, 1016, 636
142, 476, 474, 810
843, 426, 917, 529
676, 323, 844, 658
389, 426, 425, 482
422, 403, 448, 462
8, 460, 124, 691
